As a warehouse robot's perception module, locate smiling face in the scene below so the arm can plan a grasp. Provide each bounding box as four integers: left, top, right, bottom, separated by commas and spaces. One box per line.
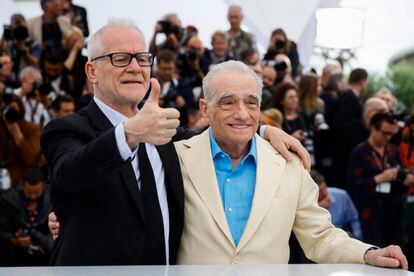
86, 26, 150, 116
200, 71, 260, 154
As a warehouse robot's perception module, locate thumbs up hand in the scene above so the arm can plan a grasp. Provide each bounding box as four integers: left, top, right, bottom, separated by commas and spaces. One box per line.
124, 78, 180, 146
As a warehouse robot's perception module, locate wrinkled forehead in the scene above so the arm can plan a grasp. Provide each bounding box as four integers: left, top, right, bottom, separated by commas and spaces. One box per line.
210, 73, 260, 99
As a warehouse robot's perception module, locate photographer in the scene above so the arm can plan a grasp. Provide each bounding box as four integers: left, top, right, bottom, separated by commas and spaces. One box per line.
15, 66, 51, 126
0, 14, 41, 76
0, 93, 45, 187
263, 28, 301, 78
149, 13, 185, 56
0, 167, 51, 266
348, 112, 414, 248
176, 36, 209, 103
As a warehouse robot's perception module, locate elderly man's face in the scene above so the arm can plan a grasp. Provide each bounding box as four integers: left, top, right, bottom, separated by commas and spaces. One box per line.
227, 7, 242, 29
200, 71, 260, 151
87, 27, 150, 111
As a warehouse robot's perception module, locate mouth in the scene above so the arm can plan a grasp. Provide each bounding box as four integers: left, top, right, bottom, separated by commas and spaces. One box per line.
121, 80, 144, 85
229, 124, 250, 129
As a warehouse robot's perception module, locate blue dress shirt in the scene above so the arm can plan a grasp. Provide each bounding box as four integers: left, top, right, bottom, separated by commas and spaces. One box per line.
328, 187, 362, 240
209, 130, 257, 246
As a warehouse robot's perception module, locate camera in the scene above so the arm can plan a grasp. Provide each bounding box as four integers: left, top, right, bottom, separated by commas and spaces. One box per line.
187, 47, 198, 62
2, 106, 21, 123
275, 39, 285, 50
19, 228, 53, 255
397, 168, 408, 182
158, 20, 180, 35
3, 24, 29, 41
3, 25, 13, 40
274, 61, 287, 72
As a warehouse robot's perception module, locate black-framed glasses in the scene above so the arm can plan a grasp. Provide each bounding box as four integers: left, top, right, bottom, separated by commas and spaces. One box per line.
90, 52, 154, 67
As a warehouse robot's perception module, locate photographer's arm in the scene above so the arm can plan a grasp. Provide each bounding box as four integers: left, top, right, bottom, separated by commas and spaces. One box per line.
64, 38, 83, 71
149, 23, 162, 56
15, 41, 38, 67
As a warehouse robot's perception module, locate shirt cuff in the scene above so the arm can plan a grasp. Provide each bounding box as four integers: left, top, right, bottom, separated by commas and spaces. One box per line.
259, 125, 267, 138
115, 123, 137, 161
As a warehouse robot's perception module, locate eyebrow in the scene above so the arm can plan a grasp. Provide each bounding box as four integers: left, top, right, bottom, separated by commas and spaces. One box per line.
215, 92, 260, 102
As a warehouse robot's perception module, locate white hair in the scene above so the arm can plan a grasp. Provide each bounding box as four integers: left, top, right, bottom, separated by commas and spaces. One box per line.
202, 60, 263, 103
87, 18, 144, 60
19, 66, 42, 81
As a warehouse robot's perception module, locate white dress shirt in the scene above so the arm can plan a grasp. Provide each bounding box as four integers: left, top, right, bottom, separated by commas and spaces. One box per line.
93, 96, 170, 264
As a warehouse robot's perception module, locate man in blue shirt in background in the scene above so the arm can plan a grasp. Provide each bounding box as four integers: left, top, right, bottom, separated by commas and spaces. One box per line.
311, 170, 362, 240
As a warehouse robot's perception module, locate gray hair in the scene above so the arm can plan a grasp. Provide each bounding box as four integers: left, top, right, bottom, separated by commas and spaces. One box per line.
202, 60, 263, 103
87, 18, 144, 60
19, 66, 42, 81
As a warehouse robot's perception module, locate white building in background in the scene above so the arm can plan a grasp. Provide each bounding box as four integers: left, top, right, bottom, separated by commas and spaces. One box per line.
1, 0, 414, 74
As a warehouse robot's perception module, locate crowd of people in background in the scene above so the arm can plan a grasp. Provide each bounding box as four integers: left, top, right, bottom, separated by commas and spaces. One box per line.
0, 0, 413, 267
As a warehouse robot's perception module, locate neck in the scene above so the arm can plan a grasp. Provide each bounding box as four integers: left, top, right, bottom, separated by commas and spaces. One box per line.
229, 27, 240, 35
350, 85, 360, 97
284, 108, 297, 118
96, 95, 137, 118
368, 136, 384, 155
219, 141, 250, 170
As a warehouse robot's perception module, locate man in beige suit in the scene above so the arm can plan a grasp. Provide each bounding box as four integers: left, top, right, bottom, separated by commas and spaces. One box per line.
175, 60, 408, 269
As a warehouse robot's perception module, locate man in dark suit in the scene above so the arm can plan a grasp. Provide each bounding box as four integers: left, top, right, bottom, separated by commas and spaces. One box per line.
41, 19, 184, 265
42, 19, 310, 266
63, 0, 89, 37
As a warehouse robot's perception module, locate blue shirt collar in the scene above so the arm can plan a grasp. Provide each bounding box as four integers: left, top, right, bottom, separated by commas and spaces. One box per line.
209, 128, 257, 167
93, 96, 131, 126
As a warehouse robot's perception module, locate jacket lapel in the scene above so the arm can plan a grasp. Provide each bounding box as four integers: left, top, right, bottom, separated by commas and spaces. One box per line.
179, 130, 235, 247
236, 135, 286, 252
85, 100, 147, 225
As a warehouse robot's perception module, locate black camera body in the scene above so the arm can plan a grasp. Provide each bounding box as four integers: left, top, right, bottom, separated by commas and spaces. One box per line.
158, 20, 180, 35
274, 60, 287, 72
3, 24, 29, 41
396, 168, 408, 182
19, 227, 53, 254
186, 47, 198, 62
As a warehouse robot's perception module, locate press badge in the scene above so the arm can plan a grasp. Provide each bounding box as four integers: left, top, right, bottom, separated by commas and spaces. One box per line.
376, 182, 391, 194
407, 195, 414, 203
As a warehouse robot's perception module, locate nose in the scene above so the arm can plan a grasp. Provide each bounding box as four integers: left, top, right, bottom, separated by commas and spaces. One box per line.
126, 57, 143, 73
233, 102, 250, 120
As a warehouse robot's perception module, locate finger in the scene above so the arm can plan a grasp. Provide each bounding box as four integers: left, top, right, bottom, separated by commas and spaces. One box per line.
290, 140, 311, 171
373, 255, 400, 268
163, 108, 180, 119
163, 119, 180, 130
146, 78, 161, 104
388, 246, 409, 270
277, 141, 294, 163
49, 212, 57, 221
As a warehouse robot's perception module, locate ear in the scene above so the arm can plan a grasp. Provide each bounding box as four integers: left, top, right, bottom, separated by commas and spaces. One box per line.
199, 99, 210, 122
85, 61, 98, 84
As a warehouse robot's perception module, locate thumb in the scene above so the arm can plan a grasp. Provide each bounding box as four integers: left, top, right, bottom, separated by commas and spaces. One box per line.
146, 78, 161, 104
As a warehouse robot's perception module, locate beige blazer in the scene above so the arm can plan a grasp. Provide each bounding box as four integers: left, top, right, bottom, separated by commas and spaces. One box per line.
175, 129, 371, 264
27, 15, 72, 45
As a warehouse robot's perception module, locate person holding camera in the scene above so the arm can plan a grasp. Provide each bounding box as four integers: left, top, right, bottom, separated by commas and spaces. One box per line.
149, 13, 184, 56
0, 14, 41, 77
176, 36, 210, 105
348, 112, 414, 248
0, 94, 45, 187
0, 167, 52, 266
15, 66, 51, 126
263, 28, 301, 79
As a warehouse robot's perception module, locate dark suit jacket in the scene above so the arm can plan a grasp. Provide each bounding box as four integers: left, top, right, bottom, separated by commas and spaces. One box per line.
41, 100, 184, 265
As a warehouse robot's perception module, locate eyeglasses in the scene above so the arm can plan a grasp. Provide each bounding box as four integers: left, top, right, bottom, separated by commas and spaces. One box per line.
90, 52, 154, 67
378, 129, 398, 137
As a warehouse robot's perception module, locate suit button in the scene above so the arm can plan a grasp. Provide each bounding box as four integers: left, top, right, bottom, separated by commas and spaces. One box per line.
233, 257, 239, 264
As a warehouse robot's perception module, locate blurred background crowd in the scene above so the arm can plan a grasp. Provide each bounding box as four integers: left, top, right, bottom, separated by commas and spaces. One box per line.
0, 0, 413, 268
